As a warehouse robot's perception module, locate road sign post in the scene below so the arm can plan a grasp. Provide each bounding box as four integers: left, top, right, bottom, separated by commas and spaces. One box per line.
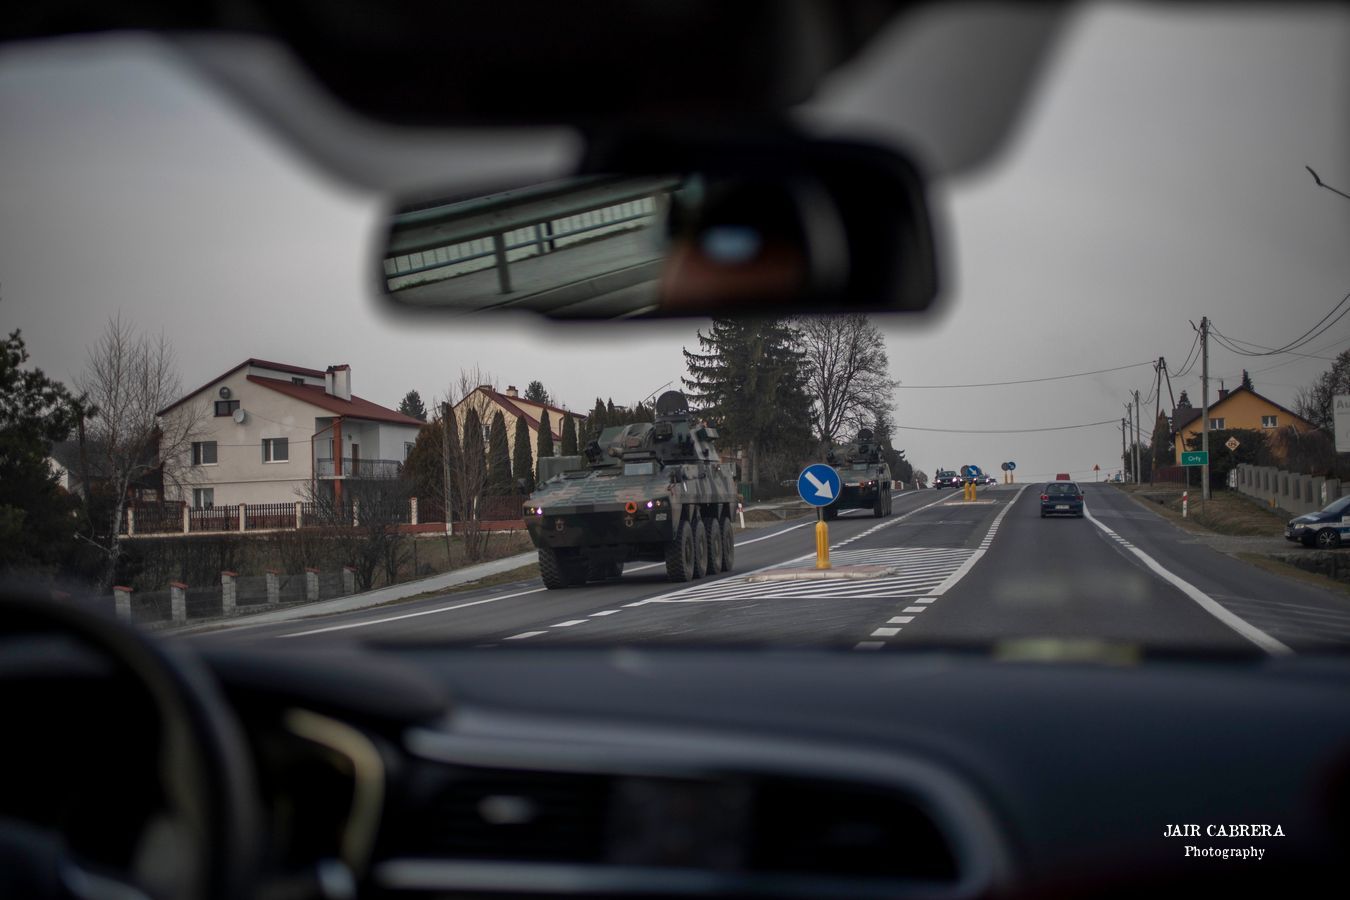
797, 464, 841, 570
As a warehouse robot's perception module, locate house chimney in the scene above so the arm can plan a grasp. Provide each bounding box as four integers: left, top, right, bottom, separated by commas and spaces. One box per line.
327, 364, 351, 401
505, 385, 519, 398
1218, 388, 1229, 401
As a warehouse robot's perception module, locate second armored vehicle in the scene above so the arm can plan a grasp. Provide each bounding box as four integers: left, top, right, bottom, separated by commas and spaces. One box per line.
525, 391, 739, 589
822, 428, 894, 519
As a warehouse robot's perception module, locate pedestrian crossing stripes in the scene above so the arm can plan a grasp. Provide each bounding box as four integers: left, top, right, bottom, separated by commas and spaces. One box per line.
633, 546, 979, 604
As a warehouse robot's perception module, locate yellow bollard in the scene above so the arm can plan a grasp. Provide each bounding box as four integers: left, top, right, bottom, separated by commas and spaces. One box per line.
815, 517, 831, 569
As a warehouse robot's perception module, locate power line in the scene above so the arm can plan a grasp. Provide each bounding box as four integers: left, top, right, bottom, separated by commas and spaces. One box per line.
894, 362, 1152, 389
894, 418, 1118, 434
1209, 289, 1350, 358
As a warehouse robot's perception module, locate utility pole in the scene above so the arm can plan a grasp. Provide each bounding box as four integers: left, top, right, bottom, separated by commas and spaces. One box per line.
1134, 389, 1143, 485
1201, 315, 1212, 499
1121, 417, 1127, 482
1124, 401, 1134, 482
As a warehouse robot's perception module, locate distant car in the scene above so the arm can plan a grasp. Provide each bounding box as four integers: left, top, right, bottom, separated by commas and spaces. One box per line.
933, 470, 962, 489
1040, 481, 1085, 518
1285, 495, 1350, 549
982, 474, 997, 485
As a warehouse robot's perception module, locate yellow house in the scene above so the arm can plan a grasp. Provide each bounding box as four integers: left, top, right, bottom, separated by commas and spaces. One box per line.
453, 384, 585, 465
1172, 386, 1315, 465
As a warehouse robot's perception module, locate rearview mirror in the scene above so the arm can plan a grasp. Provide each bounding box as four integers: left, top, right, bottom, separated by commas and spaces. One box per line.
379, 136, 937, 318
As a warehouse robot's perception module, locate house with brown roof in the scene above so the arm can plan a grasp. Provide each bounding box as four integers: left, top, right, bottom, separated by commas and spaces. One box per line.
1171, 385, 1316, 465
454, 384, 586, 465
156, 359, 423, 506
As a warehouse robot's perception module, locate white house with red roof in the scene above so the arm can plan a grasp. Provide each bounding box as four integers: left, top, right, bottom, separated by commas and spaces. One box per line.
156, 359, 423, 507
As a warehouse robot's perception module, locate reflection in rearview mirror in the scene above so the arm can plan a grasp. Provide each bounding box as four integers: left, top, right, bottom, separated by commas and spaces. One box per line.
379, 140, 937, 318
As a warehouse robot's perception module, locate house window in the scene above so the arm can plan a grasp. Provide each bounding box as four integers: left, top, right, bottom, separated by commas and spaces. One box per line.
292, 377, 305, 385
191, 441, 218, 465
1208, 417, 1225, 430
405, 441, 415, 460
193, 488, 214, 509
262, 437, 289, 463
215, 399, 240, 417
1262, 415, 1277, 428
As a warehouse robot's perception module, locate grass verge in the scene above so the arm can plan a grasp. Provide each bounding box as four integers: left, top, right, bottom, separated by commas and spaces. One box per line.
1113, 484, 1286, 536
1233, 552, 1350, 596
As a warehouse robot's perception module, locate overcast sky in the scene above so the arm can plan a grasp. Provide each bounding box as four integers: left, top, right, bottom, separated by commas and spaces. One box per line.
2, 4, 1348, 483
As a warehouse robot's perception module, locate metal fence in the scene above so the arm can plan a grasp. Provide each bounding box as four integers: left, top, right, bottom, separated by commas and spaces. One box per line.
315, 457, 404, 479
245, 502, 297, 530
189, 506, 240, 532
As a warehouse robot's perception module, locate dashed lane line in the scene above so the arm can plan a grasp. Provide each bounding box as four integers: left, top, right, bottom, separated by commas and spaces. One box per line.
852, 486, 1027, 650
505, 631, 546, 640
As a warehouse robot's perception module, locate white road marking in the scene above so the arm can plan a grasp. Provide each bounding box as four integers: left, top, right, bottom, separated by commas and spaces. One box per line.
551, 620, 588, 627
927, 486, 1028, 595
889, 616, 914, 624
854, 641, 885, 651
1083, 507, 1292, 655
915, 598, 936, 604
504, 631, 546, 640
277, 587, 547, 637
901, 606, 926, 613
871, 627, 901, 637
589, 610, 620, 617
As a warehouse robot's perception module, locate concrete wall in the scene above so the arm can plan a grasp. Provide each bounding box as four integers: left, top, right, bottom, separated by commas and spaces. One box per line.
1234, 463, 1340, 516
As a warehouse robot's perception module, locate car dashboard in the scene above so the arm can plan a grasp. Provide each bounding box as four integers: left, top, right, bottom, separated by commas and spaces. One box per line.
6, 638, 1350, 899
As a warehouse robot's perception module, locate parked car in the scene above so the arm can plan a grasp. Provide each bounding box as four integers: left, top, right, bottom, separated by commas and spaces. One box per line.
933, 470, 963, 490
1040, 482, 1085, 518
1285, 496, 1350, 549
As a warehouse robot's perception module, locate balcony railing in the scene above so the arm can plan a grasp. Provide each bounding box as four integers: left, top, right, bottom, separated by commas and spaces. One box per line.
315, 457, 404, 479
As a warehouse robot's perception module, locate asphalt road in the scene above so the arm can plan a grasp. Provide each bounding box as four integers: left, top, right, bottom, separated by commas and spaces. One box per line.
192, 485, 1350, 655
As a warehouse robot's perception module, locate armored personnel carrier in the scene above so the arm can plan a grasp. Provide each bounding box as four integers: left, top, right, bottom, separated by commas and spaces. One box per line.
525, 391, 739, 588
822, 427, 893, 520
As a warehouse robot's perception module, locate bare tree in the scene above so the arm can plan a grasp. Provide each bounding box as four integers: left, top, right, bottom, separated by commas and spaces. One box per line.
76, 316, 202, 588
299, 476, 411, 591
796, 315, 900, 446
443, 369, 497, 561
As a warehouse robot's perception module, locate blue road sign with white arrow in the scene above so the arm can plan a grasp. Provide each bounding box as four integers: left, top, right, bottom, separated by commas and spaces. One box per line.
797, 464, 841, 507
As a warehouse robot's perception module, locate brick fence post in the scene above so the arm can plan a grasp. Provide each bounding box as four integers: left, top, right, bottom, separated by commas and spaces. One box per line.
182, 504, 190, 534
266, 569, 280, 605
410, 496, 419, 526
239, 503, 247, 533
221, 571, 238, 616
113, 585, 132, 622
342, 565, 356, 595
169, 581, 187, 624
305, 567, 320, 602
126, 507, 135, 536
294, 501, 303, 530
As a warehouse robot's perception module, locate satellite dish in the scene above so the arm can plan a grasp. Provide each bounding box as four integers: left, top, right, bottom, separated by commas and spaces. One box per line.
232, 408, 247, 424
218, 386, 232, 399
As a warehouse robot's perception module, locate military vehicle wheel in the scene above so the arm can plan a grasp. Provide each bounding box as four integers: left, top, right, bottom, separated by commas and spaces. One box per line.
720, 516, 735, 572
691, 518, 709, 578
873, 491, 886, 518
705, 516, 723, 575
538, 547, 573, 590
665, 520, 696, 582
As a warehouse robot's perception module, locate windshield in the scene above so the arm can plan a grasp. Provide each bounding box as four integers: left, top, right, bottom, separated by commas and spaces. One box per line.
3, 3, 1349, 660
